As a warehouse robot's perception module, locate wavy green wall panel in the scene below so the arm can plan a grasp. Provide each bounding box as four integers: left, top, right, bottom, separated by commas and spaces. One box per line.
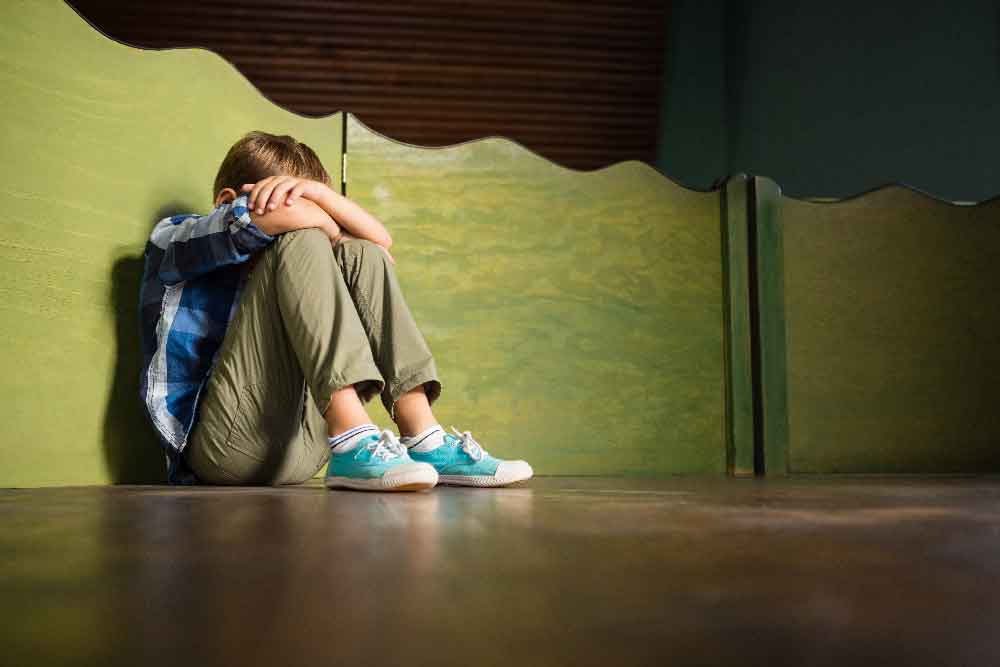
757, 177, 1000, 473
0, 0, 343, 486
346, 115, 727, 475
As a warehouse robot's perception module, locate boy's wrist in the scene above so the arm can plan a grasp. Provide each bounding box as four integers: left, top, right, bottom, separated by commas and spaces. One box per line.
321, 218, 343, 244
311, 183, 341, 219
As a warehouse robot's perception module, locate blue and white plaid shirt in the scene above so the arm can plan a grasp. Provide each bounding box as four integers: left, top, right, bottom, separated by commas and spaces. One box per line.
139, 193, 275, 484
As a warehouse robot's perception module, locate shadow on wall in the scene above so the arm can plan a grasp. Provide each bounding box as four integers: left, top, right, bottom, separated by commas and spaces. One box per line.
102, 205, 192, 484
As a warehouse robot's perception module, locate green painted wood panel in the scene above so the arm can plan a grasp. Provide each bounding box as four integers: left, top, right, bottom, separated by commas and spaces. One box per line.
345, 114, 728, 475
755, 176, 1000, 473
754, 177, 790, 476
722, 175, 755, 476
0, 0, 343, 486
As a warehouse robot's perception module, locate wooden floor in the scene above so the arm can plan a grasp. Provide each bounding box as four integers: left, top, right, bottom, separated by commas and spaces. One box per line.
2, 476, 999, 666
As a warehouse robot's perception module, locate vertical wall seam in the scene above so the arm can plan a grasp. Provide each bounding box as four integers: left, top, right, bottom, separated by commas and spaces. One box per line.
746, 176, 766, 476
341, 112, 348, 197
720, 181, 735, 475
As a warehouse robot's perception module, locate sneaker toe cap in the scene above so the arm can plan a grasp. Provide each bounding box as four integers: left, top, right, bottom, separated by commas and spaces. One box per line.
383, 462, 438, 487
495, 460, 533, 484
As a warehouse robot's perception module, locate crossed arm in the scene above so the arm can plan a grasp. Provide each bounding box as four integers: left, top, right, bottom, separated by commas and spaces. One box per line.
243, 176, 394, 263
151, 176, 394, 285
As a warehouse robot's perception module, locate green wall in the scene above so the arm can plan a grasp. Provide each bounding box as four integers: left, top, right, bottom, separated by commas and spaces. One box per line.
755, 177, 1000, 474
6, 0, 996, 486
658, 1, 1000, 474
1, 1, 736, 486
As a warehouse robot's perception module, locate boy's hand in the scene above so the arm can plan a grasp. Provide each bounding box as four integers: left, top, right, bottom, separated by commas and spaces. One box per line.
241, 176, 330, 215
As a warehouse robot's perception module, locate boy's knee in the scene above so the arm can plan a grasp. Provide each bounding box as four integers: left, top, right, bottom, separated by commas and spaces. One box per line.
336, 236, 388, 266
275, 227, 331, 256
338, 236, 377, 251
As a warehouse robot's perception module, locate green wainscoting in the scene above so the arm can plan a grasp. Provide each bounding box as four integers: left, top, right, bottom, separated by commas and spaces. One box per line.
754, 177, 1000, 474
0, 0, 737, 486
24, 0, 993, 482
722, 175, 755, 476
0, 0, 344, 486
345, 115, 732, 475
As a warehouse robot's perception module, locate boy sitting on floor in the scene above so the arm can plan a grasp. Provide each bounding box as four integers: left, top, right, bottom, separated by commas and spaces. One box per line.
139, 130, 532, 490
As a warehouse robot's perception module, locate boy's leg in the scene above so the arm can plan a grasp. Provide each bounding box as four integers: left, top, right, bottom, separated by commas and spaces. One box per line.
185, 228, 385, 485
331, 238, 533, 487
332, 237, 442, 428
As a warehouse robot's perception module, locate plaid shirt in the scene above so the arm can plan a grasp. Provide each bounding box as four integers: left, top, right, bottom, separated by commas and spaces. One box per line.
139, 193, 275, 484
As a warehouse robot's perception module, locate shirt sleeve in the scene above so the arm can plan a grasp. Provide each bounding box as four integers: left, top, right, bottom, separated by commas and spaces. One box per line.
149, 194, 275, 285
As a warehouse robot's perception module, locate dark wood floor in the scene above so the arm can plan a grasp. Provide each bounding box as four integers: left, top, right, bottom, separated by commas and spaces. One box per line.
2, 476, 999, 666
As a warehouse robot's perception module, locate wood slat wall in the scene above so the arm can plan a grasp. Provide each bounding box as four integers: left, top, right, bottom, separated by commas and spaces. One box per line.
67, 0, 669, 171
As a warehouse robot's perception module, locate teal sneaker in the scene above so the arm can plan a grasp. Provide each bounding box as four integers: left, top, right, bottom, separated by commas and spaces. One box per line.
407, 426, 533, 487
325, 429, 438, 491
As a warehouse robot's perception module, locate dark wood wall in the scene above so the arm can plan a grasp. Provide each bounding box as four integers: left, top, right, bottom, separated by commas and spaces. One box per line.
68, 0, 669, 171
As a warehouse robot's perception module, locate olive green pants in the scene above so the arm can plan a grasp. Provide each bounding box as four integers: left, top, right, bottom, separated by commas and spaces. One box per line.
185, 228, 442, 485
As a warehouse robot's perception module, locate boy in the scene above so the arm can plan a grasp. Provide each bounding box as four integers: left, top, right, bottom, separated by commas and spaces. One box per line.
139, 131, 533, 490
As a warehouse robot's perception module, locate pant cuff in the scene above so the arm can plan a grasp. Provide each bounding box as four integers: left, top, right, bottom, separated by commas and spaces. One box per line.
317, 370, 385, 416
385, 370, 441, 422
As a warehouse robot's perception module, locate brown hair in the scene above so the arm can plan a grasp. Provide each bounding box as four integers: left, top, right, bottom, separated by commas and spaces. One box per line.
213, 131, 331, 199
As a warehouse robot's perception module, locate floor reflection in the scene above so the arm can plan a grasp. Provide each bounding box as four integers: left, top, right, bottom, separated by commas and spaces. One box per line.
1, 478, 998, 666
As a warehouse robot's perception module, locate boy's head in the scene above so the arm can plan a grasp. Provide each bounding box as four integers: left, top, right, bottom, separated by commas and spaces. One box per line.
213, 131, 330, 207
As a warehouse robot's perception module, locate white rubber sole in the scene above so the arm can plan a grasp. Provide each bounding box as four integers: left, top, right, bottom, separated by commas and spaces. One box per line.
325, 463, 438, 492
438, 460, 534, 487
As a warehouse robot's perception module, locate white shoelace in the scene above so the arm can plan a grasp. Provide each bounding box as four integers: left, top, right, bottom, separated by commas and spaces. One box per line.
365, 429, 407, 462
449, 426, 489, 461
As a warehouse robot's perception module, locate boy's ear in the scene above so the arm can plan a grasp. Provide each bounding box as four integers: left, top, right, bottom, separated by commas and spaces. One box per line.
214, 187, 238, 207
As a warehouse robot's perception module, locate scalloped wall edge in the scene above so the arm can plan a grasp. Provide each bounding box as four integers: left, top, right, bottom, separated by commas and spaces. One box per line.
59, 0, 343, 128
344, 112, 723, 193
752, 175, 1000, 208
59, 0, 728, 197
60, 0, 999, 208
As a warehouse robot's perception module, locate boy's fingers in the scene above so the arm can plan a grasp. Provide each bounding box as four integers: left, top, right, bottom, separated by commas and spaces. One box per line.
251, 175, 280, 212
269, 180, 295, 210
287, 181, 306, 205
267, 176, 297, 210
256, 178, 282, 214
248, 177, 270, 211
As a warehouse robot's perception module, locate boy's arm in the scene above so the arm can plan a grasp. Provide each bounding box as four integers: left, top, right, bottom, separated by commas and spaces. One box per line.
243, 178, 393, 249
312, 189, 393, 249
152, 193, 336, 285
151, 193, 272, 285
